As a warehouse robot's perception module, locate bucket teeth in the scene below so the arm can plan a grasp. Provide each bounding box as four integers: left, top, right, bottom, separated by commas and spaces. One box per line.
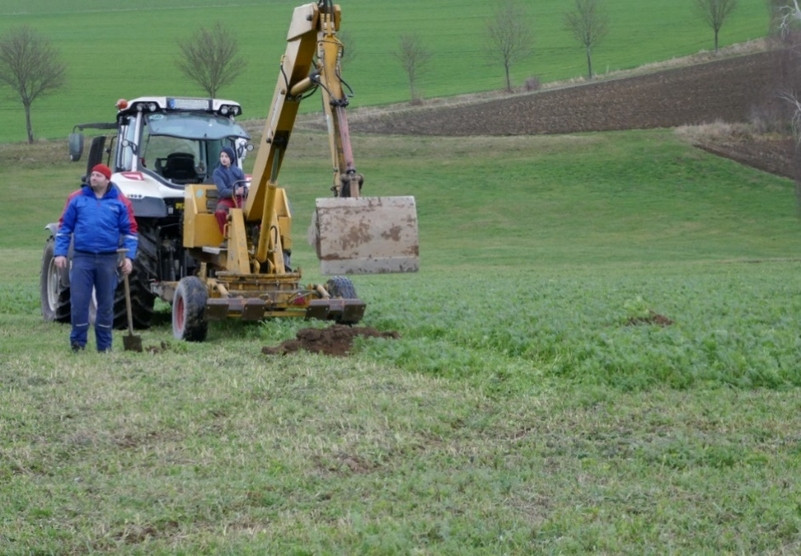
307, 298, 366, 324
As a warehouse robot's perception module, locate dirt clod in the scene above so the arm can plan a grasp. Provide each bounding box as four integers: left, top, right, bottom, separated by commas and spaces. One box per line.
145, 341, 170, 354
261, 324, 400, 357
626, 312, 674, 327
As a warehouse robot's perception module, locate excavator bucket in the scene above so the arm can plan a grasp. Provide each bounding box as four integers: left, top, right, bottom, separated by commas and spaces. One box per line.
311, 196, 419, 275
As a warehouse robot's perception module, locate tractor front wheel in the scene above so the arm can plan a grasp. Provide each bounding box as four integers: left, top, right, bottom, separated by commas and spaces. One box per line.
40, 238, 71, 323
172, 276, 208, 342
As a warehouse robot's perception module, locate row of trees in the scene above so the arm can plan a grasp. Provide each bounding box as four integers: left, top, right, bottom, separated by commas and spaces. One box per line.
402, 0, 738, 97
0, 0, 748, 143
0, 19, 249, 144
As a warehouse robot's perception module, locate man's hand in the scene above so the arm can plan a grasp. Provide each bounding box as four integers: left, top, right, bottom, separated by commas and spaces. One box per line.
119, 257, 133, 275
54, 255, 68, 269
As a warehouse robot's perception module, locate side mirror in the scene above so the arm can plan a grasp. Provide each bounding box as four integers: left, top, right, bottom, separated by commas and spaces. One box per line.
68, 132, 84, 162
237, 142, 254, 162
121, 138, 139, 155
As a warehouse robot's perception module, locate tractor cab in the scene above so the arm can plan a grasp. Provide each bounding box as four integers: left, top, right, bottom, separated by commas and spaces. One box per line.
69, 97, 252, 189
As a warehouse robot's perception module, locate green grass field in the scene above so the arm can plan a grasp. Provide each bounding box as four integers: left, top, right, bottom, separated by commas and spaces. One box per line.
2, 126, 801, 552
0, 0, 774, 143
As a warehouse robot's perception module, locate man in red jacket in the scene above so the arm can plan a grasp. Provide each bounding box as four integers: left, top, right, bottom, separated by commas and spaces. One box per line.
54, 164, 138, 352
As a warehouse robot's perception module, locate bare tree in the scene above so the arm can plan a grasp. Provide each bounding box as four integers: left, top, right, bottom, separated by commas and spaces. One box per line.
767, 0, 801, 100
0, 26, 66, 144
393, 33, 432, 103
774, 0, 801, 35
564, 0, 609, 80
485, 0, 534, 92
176, 22, 246, 97
694, 0, 737, 52
776, 2, 801, 135
772, 1, 801, 205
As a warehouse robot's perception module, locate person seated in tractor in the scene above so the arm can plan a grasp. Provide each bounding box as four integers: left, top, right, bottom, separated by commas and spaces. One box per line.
212, 146, 247, 236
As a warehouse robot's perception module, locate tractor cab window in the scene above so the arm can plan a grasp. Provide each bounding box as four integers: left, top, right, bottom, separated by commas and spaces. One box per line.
140, 112, 249, 185
117, 119, 138, 171
147, 137, 201, 183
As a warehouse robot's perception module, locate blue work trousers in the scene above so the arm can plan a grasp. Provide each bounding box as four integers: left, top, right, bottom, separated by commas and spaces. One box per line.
70, 252, 119, 351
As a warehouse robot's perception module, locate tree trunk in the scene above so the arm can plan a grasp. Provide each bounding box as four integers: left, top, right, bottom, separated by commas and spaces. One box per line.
24, 102, 34, 144
504, 63, 512, 93
586, 48, 593, 80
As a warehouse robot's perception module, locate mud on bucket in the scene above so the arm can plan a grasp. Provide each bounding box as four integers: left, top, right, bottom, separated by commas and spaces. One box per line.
309, 196, 419, 275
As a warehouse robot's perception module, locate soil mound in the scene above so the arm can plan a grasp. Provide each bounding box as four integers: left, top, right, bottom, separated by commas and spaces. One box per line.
261, 324, 400, 357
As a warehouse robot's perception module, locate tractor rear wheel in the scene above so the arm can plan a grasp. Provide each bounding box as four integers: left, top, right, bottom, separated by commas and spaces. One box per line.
113, 225, 157, 330
172, 276, 208, 342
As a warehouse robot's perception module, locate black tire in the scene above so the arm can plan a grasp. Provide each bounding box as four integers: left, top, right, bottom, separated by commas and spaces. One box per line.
112, 224, 158, 330
172, 276, 208, 342
326, 276, 357, 299
112, 272, 155, 330
326, 276, 361, 325
40, 238, 71, 323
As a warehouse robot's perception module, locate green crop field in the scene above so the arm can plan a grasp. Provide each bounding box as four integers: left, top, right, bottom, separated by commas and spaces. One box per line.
2, 125, 801, 552
2, 1, 799, 552
0, 0, 774, 143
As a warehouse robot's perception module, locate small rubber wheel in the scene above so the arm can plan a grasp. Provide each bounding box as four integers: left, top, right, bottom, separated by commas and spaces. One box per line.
326, 276, 357, 299
172, 276, 208, 342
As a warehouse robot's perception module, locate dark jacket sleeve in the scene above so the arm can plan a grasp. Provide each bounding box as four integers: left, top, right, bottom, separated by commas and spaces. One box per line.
213, 167, 233, 199
54, 199, 77, 257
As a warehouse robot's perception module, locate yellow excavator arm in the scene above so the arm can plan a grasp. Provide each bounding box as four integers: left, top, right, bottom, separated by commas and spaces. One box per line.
244, 1, 419, 275
168, 1, 417, 340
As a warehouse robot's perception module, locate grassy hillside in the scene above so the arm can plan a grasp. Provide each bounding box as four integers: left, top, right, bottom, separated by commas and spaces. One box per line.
2, 129, 801, 551
0, 0, 772, 143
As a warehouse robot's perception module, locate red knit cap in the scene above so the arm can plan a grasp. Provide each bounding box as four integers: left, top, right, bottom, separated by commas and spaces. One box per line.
92, 164, 112, 180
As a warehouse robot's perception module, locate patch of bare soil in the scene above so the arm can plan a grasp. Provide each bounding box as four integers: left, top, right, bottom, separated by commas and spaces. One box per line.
691, 131, 798, 180
626, 312, 674, 327
352, 51, 782, 136
346, 49, 798, 180
261, 324, 399, 357
145, 340, 170, 354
